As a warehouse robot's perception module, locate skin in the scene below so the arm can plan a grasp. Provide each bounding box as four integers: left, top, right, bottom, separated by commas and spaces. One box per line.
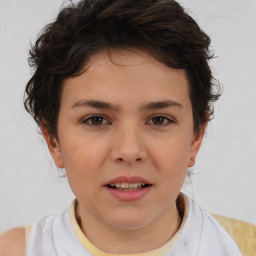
1, 49, 206, 254
0, 228, 25, 256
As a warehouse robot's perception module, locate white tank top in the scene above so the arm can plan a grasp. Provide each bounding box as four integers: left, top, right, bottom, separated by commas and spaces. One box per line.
25, 195, 242, 256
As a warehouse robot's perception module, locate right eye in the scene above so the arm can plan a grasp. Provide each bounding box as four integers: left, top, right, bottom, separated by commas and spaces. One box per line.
147, 114, 175, 127
82, 115, 110, 127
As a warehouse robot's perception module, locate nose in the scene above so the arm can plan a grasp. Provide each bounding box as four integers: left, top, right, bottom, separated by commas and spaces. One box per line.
110, 124, 147, 165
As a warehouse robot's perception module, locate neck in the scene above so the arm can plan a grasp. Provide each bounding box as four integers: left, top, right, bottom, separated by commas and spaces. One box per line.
75, 199, 182, 254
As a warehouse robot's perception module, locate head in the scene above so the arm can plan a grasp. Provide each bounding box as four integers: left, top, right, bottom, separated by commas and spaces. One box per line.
24, 0, 221, 236
25, 0, 220, 139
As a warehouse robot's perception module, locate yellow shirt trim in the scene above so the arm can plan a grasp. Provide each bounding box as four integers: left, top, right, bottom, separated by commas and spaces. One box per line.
69, 194, 189, 256
25, 224, 32, 242
211, 213, 256, 256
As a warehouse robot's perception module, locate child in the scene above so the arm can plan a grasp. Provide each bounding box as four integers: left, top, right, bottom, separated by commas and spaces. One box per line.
1, 0, 243, 255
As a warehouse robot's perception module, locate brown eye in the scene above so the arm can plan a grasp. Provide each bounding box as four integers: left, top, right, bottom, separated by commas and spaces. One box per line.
152, 116, 165, 125
82, 115, 109, 126
148, 115, 174, 126
91, 116, 104, 125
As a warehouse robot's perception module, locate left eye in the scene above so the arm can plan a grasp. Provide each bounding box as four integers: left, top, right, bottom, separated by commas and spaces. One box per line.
147, 115, 173, 126
82, 115, 109, 126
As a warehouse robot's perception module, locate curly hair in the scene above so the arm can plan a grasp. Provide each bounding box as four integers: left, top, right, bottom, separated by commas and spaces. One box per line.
24, 0, 221, 138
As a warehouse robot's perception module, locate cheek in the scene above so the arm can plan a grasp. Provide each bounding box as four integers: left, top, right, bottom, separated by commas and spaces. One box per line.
151, 142, 189, 197
59, 134, 110, 180
59, 137, 109, 201
150, 134, 192, 173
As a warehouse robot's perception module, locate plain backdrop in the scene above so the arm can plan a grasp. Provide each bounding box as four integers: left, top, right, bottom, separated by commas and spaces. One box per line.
0, 0, 255, 231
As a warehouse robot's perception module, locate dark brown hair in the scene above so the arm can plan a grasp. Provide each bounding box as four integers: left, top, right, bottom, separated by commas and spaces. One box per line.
24, 0, 221, 138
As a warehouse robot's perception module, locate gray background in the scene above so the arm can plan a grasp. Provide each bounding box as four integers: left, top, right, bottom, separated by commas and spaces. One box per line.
0, 0, 255, 231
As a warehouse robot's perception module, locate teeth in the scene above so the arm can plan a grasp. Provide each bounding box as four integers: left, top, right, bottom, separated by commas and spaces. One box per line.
109, 182, 146, 190
121, 182, 128, 189
129, 183, 137, 188
111, 183, 121, 188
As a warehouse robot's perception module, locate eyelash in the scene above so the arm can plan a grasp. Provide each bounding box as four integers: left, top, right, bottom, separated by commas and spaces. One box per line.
82, 115, 174, 127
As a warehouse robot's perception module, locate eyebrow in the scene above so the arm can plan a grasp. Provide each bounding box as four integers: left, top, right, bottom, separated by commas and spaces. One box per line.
141, 100, 182, 110
71, 99, 182, 111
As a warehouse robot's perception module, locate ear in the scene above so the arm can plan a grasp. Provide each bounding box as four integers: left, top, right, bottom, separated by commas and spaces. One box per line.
40, 123, 64, 168
188, 122, 207, 167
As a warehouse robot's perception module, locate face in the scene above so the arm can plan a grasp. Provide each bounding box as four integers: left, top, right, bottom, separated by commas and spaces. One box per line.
42, 49, 205, 232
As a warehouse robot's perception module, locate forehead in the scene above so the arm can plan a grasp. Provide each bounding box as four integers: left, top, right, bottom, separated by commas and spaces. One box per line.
61, 49, 191, 110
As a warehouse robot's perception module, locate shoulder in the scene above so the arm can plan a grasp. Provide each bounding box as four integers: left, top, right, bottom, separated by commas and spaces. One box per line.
210, 213, 256, 256
185, 198, 242, 255
0, 228, 25, 256
200, 210, 242, 253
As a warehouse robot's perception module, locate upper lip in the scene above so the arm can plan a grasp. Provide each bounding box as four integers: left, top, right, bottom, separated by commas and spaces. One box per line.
104, 176, 152, 185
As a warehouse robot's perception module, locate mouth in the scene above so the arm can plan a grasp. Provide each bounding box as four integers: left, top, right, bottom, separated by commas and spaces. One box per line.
104, 176, 153, 201
106, 182, 151, 191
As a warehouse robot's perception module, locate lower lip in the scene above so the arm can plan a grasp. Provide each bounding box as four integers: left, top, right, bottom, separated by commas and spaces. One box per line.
104, 186, 152, 202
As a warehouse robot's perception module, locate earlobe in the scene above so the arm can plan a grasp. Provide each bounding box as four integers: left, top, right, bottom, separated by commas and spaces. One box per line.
40, 124, 64, 168
188, 122, 207, 167
188, 156, 195, 168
